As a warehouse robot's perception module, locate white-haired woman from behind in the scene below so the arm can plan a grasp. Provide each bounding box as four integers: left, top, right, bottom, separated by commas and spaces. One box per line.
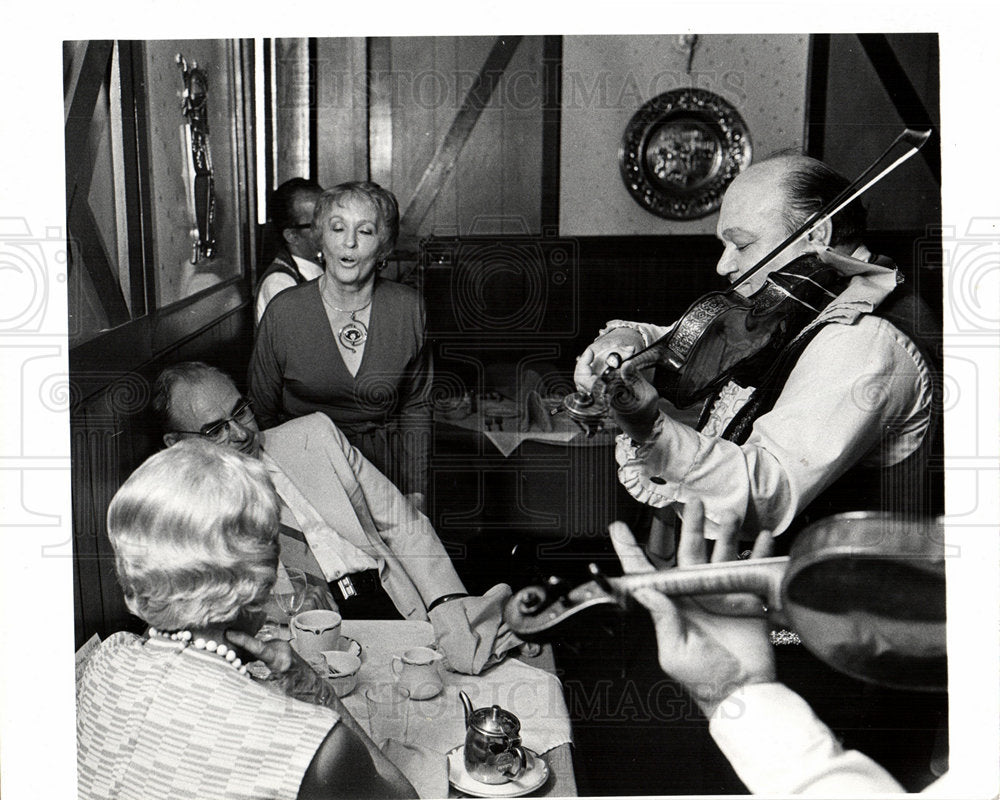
76, 439, 414, 800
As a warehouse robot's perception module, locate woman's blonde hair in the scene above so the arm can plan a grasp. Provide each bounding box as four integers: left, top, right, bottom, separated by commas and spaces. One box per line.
312, 181, 400, 262
107, 439, 280, 630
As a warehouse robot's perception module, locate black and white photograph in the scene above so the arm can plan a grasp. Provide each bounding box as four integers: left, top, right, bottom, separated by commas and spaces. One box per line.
2, 4, 998, 799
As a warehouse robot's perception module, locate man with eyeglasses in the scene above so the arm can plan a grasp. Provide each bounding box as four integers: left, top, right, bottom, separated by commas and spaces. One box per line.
151, 363, 519, 674
255, 178, 324, 323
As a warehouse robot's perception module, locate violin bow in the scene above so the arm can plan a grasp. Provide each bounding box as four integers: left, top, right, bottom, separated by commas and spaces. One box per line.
613, 127, 932, 371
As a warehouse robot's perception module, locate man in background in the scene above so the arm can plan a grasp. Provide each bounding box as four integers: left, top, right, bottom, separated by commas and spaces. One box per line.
255, 178, 324, 323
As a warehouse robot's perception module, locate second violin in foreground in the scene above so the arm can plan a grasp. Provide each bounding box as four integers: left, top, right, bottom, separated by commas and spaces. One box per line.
505, 512, 946, 693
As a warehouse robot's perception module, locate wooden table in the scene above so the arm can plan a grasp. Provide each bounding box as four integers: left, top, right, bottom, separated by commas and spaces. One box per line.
338, 620, 576, 797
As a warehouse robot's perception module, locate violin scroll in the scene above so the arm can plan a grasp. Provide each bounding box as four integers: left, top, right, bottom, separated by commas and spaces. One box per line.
506, 567, 627, 639
505, 557, 790, 639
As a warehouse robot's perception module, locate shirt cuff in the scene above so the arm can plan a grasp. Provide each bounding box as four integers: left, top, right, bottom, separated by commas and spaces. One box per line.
600, 320, 652, 347
600, 319, 675, 349
709, 682, 903, 795
614, 411, 678, 508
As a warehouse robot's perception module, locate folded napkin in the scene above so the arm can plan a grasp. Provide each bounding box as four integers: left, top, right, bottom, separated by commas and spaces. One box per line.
487, 393, 583, 457
429, 584, 524, 675
382, 739, 450, 799
484, 429, 581, 458
519, 389, 555, 433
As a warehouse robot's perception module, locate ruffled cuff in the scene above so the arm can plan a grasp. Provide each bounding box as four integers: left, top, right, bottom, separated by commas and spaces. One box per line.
614, 412, 674, 508
599, 320, 653, 347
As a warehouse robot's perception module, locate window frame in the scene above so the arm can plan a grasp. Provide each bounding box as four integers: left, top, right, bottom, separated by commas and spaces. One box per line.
67, 39, 257, 401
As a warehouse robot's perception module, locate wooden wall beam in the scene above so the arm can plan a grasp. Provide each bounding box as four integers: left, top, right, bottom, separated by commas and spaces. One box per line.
541, 35, 562, 232
68, 203, 131, 327
64, 40, 114, 202
274, 38, 311, 183
263, 39, 275, 196
367, 37, 392, 185
397, 36, 523, 246
856, 33, 941, 184
308, 38, 319, 181
63, 39, 131, 326
804, 33, 830, 159
118, 40, 155, 317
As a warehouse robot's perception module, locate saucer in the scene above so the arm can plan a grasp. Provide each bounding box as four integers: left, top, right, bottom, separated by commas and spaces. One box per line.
446, 745, 549, 797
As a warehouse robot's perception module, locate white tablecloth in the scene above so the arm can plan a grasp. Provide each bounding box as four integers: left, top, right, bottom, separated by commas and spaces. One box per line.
339, 620, 573, 757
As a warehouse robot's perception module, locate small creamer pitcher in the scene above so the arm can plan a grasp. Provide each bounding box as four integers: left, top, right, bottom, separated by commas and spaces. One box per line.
391, 646, 444, 700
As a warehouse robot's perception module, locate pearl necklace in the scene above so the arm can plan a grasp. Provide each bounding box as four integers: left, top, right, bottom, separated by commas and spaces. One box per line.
148, 627, 248, 675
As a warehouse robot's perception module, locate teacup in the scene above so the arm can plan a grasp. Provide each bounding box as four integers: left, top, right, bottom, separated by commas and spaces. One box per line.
391, 646, 444, 700
321, 650, 362, 697
290, 609, 342, 658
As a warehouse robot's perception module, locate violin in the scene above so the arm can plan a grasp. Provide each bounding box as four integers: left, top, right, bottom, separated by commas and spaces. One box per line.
565, 128, 932, 427
653, 251, 852, 407
504, 512, 947, 692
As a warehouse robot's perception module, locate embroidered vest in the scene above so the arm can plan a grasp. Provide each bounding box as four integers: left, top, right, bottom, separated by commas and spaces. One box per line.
698, 281, 943, 551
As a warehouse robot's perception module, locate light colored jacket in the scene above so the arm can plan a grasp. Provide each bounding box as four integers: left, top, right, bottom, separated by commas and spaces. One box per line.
263, 413, 466, 620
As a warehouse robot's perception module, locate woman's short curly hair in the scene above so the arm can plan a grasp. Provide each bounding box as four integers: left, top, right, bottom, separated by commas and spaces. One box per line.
312, 181, 400, 261
107, 439, 280, 631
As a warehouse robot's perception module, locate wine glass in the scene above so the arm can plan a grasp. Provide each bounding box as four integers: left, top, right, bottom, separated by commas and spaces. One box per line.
273, 567, 308, 629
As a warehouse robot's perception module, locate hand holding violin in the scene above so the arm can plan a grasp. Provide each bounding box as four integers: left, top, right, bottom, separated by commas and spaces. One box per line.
573, 327, 645, 394
604, 345, 664, 442
609, 500, 776, 717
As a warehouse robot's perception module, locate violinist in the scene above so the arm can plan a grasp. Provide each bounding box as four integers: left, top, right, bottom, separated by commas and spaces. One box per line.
575, 153, 940, 546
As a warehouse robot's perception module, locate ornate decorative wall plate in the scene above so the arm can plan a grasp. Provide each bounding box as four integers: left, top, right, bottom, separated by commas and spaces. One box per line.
619, 88, 752, 220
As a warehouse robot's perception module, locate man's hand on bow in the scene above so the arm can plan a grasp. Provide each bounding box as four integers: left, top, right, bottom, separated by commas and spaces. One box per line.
573, 328, 644, 394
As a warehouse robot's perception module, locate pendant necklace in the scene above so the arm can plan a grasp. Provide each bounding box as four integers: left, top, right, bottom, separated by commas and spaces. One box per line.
321, 289, 372, 353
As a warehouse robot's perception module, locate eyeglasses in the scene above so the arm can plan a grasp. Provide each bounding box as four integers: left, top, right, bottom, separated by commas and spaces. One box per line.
171, 398, 255, 443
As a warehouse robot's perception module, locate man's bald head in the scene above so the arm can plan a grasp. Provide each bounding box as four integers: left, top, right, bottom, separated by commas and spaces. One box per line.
761, 153, 867, 248
715, 153, 866, 294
